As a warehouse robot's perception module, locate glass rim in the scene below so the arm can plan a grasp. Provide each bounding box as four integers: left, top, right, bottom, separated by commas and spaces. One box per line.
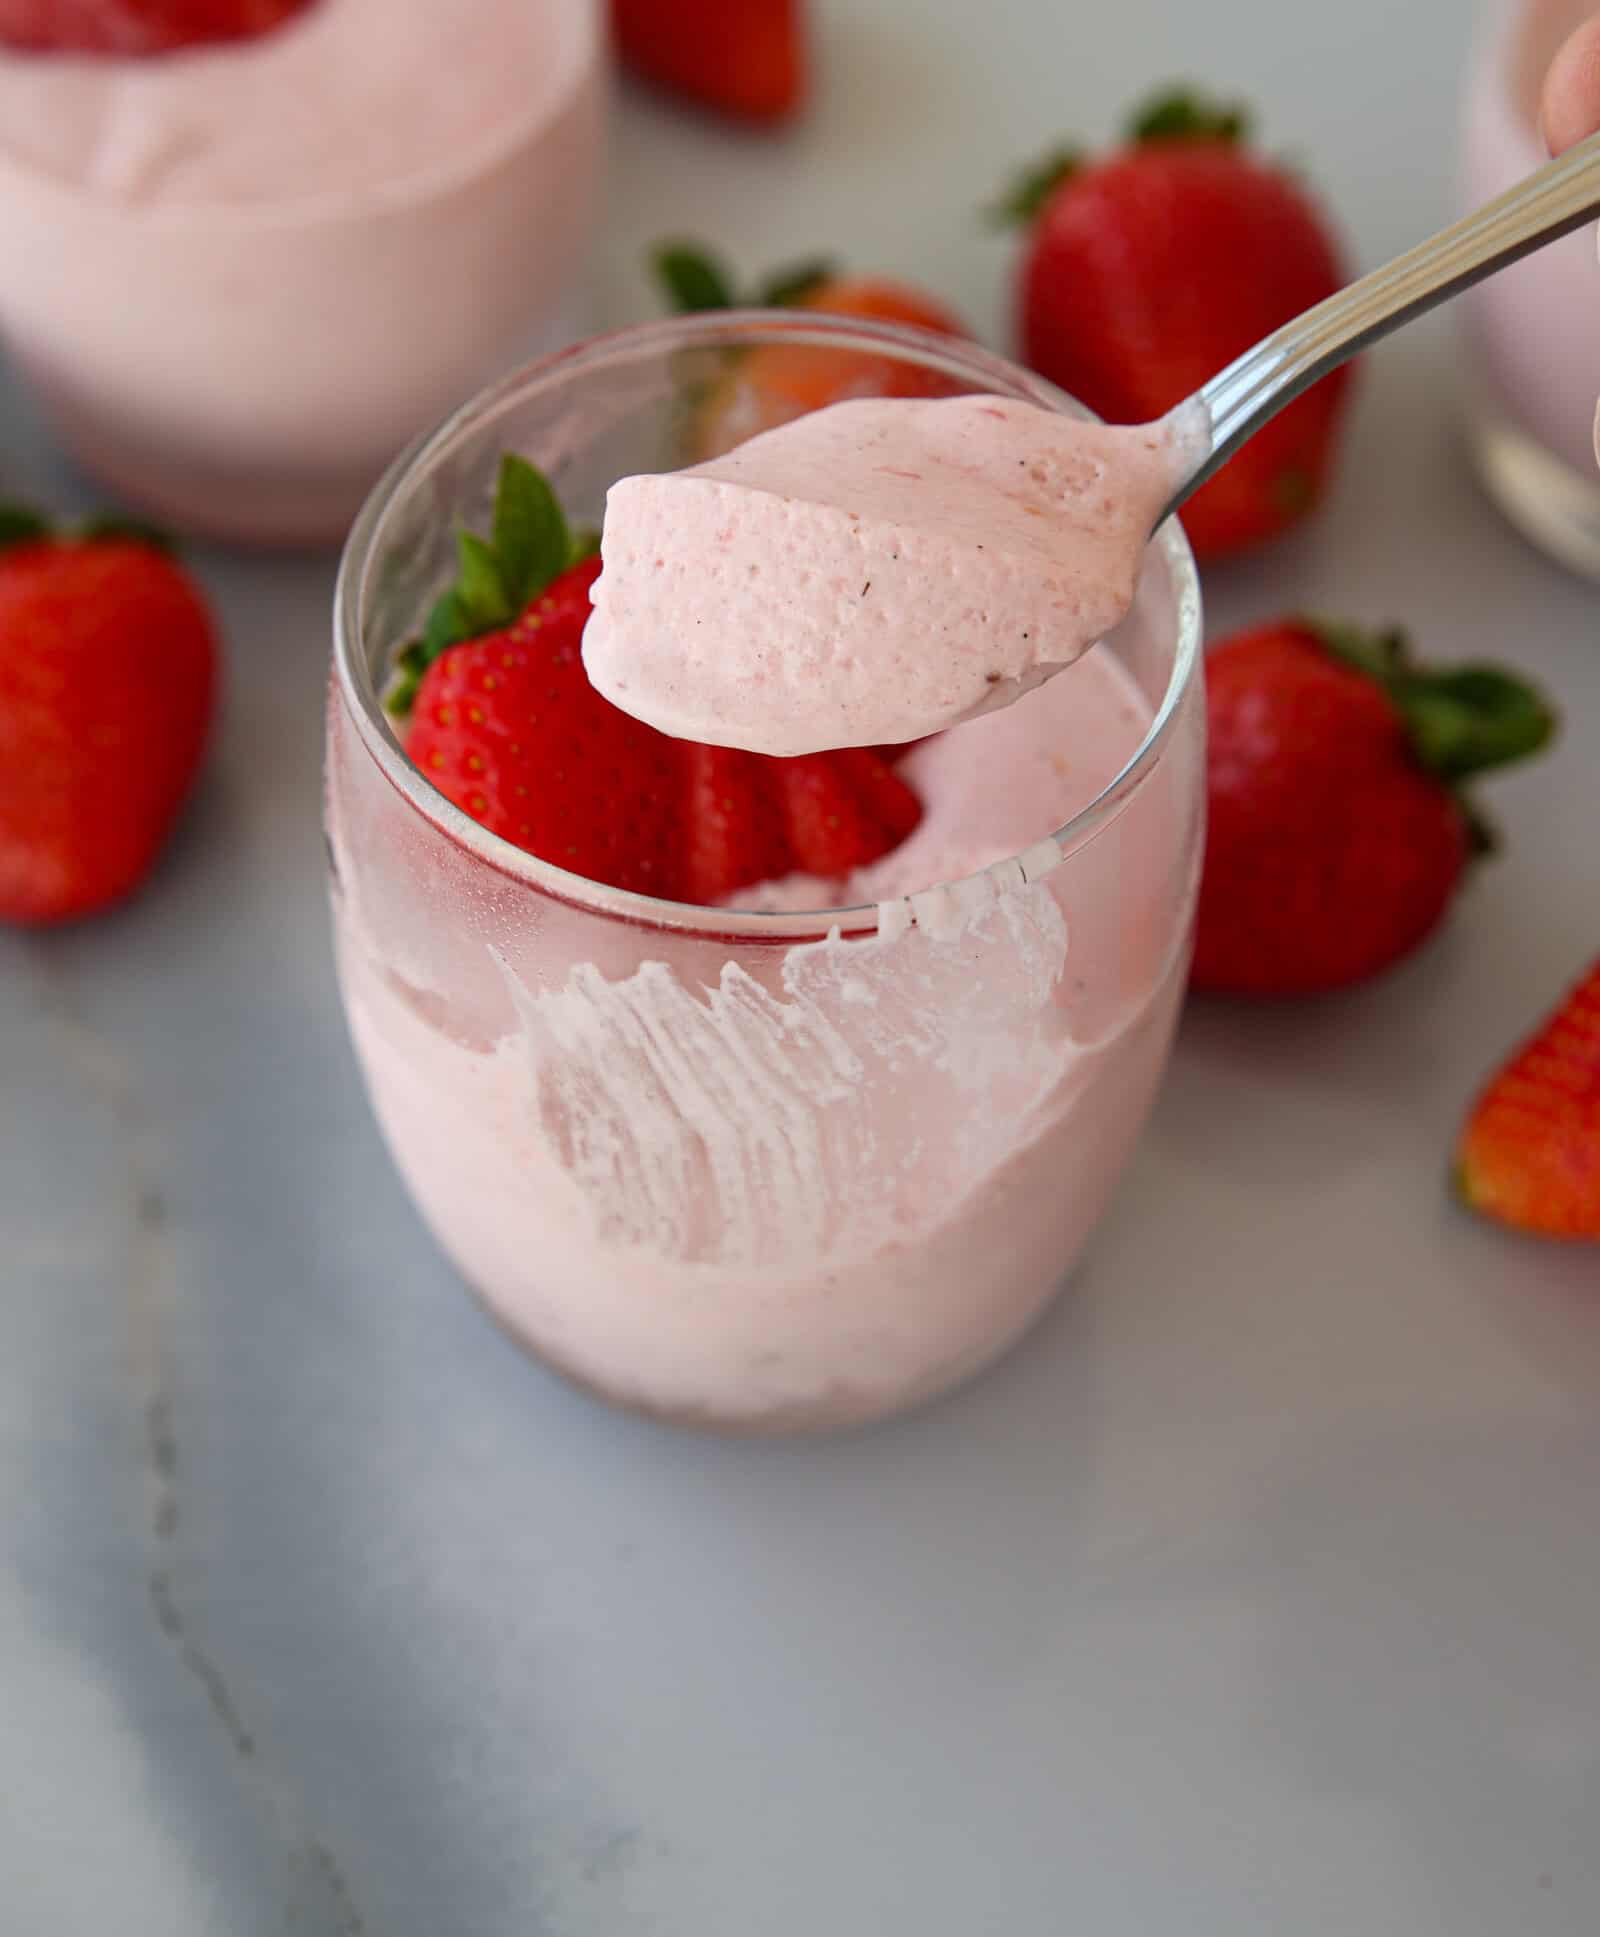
332, 310, 1203, 942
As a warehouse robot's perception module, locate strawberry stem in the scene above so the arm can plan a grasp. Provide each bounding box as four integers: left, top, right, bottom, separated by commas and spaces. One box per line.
653, 241, 739, 313
653, 240, 836, 313
1394, 666, 1557, 781
755, 257, 836, 307
1127, 88, 1251, 145
987, 146, 1082, 227
0, 503, 177, 558
77, 513, 174, 552
384, 456, 598, 718
1309, 617, 1558, 852
0, 505, 50, 552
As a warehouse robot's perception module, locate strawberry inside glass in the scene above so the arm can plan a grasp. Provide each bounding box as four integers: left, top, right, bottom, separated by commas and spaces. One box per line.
390, 456, 923, 907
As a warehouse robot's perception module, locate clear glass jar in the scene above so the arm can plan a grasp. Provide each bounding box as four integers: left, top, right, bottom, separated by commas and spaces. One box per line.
1460, 0, 1600, 575
326, 314, 1205, 1434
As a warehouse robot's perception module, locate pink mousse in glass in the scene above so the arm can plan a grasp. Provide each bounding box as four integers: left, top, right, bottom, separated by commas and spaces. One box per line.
326, 317, 1205, 1433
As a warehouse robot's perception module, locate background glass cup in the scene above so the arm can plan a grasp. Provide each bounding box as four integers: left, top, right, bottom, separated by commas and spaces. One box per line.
327, 315, 1205, 1435
0, 0, 604, 547
1460, 0, 1600, 575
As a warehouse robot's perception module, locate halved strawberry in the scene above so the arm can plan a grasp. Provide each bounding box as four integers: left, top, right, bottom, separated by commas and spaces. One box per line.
681, 744, 789, 904
393, 457, 921, 906
776, 749, 925, 877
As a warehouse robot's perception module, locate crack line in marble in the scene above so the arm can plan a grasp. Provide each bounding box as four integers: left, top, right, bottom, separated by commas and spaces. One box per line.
36, 955, 368, 1937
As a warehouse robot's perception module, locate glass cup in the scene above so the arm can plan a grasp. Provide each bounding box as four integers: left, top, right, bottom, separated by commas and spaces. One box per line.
327, 315, 1205, 1434
1459, 0, 1600, 576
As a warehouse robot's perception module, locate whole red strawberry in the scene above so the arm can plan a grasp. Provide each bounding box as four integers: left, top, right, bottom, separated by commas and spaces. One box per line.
0, 508, 217, 925
653, 241, 969, 458
612, 0, 803, 125
1194, 619, 1555, 996
0, 0, 315, 55
1456, 956, 1600, 1242
393, 457, 920, 905
998, 89, 1352, 562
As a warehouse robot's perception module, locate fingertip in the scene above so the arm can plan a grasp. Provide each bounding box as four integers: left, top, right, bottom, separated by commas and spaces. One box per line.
1540, 15, 1600, 153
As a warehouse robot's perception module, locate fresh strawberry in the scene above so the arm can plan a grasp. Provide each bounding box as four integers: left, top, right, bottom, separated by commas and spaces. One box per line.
612, 0, 803, 125
776, 749, 925, 875
1456, 957, 1600, 1242
0, 0, 315, 55
406, 556, 690, 901
680, 744, 788, 904
394, 457, 920, 905
0, 508, 217, 925
654, 241, 968, 458
997, 89, 1352, 562
1193, 619, 1554, 997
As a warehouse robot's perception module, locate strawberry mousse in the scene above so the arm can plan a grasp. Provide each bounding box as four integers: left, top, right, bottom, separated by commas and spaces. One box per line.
584, 394, 1198, 755
0, 0, 604, 543
326, 319, 1206, 1431
331, 639, 1200, 1429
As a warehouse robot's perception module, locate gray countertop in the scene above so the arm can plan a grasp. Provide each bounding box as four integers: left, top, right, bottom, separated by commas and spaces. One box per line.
5, 1, 1599, 1931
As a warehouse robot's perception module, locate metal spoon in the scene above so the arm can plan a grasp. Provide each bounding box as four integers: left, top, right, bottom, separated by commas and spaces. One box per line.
1159, 128, 1600, 524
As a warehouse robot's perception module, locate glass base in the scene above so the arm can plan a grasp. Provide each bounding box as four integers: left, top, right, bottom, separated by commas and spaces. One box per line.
464, 1269, 1071, 1439
1467, 406, 1600, 581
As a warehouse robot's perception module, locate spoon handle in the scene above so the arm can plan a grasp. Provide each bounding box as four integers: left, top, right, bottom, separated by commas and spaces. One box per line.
1163, 128, 1600, 519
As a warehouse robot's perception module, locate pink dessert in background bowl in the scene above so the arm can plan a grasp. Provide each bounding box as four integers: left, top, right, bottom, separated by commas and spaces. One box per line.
325, 317, 1205, 1434
0, 0, 605, 545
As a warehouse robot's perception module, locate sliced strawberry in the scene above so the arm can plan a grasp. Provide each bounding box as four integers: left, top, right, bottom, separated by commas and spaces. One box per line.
1456, 958, 1600, 1242
0, 0, 316, 55
409, 558, 688, 902
394, 457, 922, 906
681, 744, 789, 904
776, 748, 923, 878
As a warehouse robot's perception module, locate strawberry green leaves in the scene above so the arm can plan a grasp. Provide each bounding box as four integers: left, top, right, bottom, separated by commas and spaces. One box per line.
493, 455, 574, 609
1310, 617, 1557, 856
385, 455, 599, 717
454, 531, 515, 635
1400, 666, 1557, 784
652, 239, 834, 314
0, 503, 174, 558
76, 514, 174, 553
0, 505, 50, 554
988, 86, 1249, 232
1311, 620, 1557, 781
987, 147, 1082, 227
1127, 88, 1250, 145
654, 241, 740, 312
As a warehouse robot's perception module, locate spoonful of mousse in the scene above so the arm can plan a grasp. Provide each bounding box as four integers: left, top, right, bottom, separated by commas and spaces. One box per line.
583, 132, 1600, 758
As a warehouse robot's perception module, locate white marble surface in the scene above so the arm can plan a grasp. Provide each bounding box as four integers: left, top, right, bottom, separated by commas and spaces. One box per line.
5, 1, 1600, 1931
